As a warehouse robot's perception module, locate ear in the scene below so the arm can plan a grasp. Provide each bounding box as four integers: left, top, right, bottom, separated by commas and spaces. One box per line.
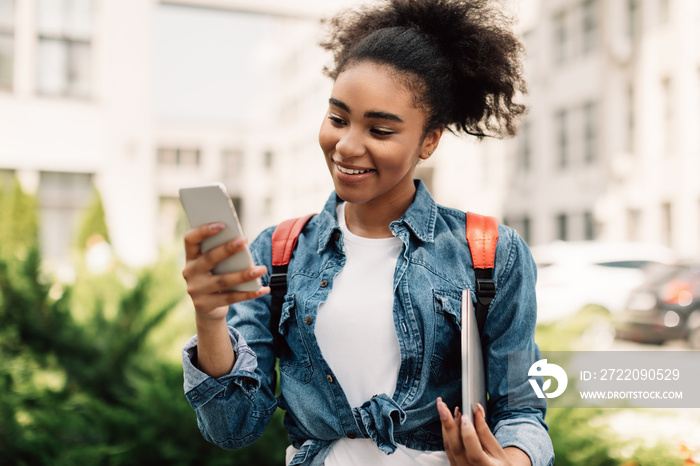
419, 127, 444, 160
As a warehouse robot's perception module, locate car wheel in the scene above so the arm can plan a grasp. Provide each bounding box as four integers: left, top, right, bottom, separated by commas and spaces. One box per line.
688, 327, 700, 349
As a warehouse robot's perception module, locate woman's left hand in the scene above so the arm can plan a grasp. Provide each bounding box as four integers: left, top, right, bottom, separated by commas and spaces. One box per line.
437, 398, 531, 466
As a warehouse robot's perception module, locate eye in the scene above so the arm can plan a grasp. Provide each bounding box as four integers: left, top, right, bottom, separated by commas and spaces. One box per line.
328, 114, 346, 126
370, 127, 394, 137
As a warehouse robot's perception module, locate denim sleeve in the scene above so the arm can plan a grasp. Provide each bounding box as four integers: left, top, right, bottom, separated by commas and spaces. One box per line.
485, 226, 554, 466
181, 228, 279, 450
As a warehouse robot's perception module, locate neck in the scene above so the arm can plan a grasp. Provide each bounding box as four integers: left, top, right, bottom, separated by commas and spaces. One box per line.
343, 187, 416, 238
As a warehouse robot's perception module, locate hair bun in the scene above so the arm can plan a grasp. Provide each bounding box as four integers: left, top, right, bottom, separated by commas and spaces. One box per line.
321, 0, 526, 138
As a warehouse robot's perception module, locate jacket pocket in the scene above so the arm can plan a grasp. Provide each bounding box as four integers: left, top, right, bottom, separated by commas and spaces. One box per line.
431, 289, 462, 384
277, 295, 314, 384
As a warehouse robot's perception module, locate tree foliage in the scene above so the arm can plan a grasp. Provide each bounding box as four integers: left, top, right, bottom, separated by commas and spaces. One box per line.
0, 184, 288, 465
74, 186, 111, 252
0, 177, 38, 259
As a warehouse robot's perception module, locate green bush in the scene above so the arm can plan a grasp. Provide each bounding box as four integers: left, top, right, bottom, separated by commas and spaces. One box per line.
537, 308, 687, 465
0, 183, 289, 464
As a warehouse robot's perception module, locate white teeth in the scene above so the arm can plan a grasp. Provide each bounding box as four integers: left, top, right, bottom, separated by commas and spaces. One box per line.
337, 164, 371, 175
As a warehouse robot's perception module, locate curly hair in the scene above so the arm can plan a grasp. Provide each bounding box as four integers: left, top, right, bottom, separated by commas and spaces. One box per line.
320, 0, 527, 138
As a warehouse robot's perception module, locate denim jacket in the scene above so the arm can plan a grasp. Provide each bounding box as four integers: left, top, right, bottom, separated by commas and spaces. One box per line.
183, 180, 554, 466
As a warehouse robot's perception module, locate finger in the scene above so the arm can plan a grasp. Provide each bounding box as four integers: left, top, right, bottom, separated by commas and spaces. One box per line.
216, 286, 271, 306
197, 265, 268, 295
183, 223, 227, 259
437, 398, 464, 460
473, 403, 502, 457
202, 265, 267, 293
192, 237, 250, 274
459, 406, 488, 464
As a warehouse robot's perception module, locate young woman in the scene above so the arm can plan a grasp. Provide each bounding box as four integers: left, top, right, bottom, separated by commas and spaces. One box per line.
181, 1, 553, 465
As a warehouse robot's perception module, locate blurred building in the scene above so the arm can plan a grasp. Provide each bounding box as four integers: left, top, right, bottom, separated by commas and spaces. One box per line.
505, 0, 700, 258
0, 0, 285, 269
0, 0, 157, 268
3, 0, 699, 273
154, 123, 280, 246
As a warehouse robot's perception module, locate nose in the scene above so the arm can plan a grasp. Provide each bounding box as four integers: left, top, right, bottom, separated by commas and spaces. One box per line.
335, 126, 365, 159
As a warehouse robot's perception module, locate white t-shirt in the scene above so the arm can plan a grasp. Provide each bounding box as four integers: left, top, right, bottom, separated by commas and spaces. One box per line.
292, 202, 447, 466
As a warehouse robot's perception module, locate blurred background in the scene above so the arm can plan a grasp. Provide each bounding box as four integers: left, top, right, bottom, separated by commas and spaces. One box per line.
1, 0, 699, 464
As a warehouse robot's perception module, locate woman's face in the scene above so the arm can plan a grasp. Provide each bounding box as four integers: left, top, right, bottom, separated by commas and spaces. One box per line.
318, 61, 441, 209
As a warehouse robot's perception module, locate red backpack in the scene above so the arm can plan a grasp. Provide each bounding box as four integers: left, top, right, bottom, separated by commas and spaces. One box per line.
268, 212, 499, 350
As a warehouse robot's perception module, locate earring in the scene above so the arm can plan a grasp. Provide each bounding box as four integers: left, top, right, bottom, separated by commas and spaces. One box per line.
428, 151, 433, 155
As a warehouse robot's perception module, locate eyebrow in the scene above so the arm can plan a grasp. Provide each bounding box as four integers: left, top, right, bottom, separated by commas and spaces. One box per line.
328, 98, 404, 123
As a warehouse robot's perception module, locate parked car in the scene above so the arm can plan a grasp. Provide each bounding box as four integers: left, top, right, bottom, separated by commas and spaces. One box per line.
530, 241, 677, 323
615, 263, 700, 348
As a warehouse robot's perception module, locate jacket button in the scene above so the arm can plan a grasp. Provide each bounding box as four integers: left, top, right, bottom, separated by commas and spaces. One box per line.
320, 280, 328, 288
304, 316, 313, 325
347, 432, 356, 439
327, 374, 334, 383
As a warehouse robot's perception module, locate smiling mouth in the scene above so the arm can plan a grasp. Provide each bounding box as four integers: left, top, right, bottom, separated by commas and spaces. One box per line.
335, 163, 374, 175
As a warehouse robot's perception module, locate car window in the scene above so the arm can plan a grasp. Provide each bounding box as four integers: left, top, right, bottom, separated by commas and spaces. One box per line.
595, 260, 653, 269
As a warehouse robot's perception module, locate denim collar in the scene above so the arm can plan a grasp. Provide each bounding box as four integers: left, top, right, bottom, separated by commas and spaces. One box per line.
315, 179, 437, 253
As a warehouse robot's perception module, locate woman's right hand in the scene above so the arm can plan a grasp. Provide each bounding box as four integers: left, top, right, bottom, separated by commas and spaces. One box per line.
182, 222, 270, 323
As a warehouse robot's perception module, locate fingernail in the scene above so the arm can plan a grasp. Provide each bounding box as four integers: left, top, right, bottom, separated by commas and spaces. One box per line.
256, 286, 270, 297
462, 414, 470, 428
437, 399, 448, 421
231, 237, 246, 248
453, 406, 459, 418
209, 222, 226, 231
477, 403, 484, 416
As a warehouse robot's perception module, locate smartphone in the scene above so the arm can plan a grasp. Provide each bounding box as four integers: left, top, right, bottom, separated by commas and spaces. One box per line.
179, 182, 261, 292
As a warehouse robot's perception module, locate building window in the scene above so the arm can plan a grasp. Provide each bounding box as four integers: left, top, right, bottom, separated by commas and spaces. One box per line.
36, 0, 94, 98
222, 148, 243, 178
581, 0, 598, 54
583, 211, 596, 240
552, 11, 567, 65
517, 120, 531, 171
0, 0, 14, 90
556, 213, 568, 241
232, 196, 243, 221
263, 150, 274, 169
627, 0, 639, 39
511, 215, 532, 244
505, 215, 532, 244
658, 0, 670, 25
157, 147, 201, 167
38, 171, 93, 264
583, 101, 597, 164
521, 216, 531, 244
627, 208, 641, 241
661, 202, 672, 247
555, 109, 568, 168
661, 77, 673, 154
626, 84, 635, 153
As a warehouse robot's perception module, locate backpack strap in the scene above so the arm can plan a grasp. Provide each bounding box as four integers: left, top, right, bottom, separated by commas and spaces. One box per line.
466, 212, 499, 337
270, 214, 315, 350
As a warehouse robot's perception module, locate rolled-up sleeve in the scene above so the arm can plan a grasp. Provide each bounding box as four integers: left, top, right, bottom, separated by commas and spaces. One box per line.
182, 326, 261, 408
494, 418, 555, 466
181, 227, 279, 450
